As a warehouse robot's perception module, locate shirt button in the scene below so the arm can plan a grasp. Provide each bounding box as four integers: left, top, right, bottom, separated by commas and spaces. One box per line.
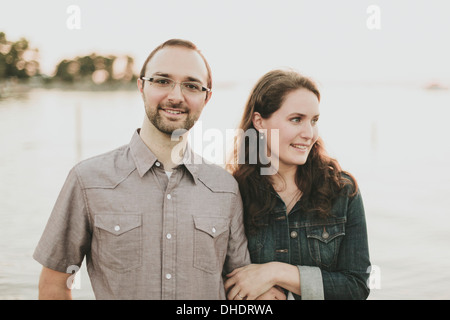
290, 231, 298, 238
167, 194, 172, 200
212, 227, 216, 234
165, 273, 172, 280
155, 161, 161, 167
114, 225, 120, 232
166, 233, 172, 239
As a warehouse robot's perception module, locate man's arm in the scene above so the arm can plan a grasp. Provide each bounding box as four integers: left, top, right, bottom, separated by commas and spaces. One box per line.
34, 167, 91, 300
38, 267, 73, 300
224, 191, 251, 274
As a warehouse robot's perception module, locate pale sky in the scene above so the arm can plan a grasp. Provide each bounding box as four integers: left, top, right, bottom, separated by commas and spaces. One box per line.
1, 0, 450, 85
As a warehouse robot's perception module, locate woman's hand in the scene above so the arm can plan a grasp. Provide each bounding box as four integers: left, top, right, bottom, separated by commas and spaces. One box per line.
224, 262, 301, 300
224, 263, 277, 300
256, 286, 287, 300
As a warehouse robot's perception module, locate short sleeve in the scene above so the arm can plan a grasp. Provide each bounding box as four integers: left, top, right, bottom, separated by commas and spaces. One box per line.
33, 166, 92, 273
223, 190, 251, 274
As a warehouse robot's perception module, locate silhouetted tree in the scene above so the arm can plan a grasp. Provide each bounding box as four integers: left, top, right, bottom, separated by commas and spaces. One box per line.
0, 32, 40, 79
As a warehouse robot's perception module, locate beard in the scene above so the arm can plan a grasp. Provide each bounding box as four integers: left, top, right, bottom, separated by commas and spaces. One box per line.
145, 102, 200, 135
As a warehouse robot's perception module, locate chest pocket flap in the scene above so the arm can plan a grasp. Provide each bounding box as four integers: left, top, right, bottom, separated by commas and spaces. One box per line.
306, 217, 346, 244
193, 216, 229, 238
94, 214, 142, 236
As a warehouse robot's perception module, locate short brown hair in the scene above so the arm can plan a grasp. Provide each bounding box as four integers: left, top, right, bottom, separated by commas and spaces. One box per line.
140, 39, 212, 91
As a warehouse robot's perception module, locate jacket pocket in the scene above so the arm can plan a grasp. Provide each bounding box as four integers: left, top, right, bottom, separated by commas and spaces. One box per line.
306, 219, 345, 269
94, 213, 142, 272
193, 216, 229, 273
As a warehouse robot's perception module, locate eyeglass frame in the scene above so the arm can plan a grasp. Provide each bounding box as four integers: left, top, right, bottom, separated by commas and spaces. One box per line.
140, 76, 211, 94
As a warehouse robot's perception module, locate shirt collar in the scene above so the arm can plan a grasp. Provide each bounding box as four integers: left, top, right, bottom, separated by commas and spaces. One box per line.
129, 129, 158, 177
181, 146, 200, 184
129, 129, 199, 184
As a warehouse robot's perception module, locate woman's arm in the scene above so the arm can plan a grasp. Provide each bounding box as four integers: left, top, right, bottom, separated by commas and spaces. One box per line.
320, 190, 371, 299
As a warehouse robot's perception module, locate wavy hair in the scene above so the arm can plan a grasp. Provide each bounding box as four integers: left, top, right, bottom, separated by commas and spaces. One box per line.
227, 69, 357, 235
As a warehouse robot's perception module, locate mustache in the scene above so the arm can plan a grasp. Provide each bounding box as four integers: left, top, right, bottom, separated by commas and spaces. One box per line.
158, 102, 188, 112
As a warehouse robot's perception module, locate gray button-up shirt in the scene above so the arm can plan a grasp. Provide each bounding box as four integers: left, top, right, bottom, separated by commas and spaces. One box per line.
33, 129, 250, 299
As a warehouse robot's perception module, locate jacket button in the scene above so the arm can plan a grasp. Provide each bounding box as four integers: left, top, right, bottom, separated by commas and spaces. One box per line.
322, 229, 329, 239
290, 231, 298, 238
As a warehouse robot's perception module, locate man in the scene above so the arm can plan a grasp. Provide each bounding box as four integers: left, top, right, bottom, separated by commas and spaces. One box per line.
33, 39, 250, 299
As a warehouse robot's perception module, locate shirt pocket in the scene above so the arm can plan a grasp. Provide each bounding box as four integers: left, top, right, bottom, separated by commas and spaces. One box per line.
94, 213, 142, 273
306, 219, 345, 269
193, 216, 230, 273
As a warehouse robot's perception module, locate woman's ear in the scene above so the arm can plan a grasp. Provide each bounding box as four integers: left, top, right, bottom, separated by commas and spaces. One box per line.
252, 112, 264, 131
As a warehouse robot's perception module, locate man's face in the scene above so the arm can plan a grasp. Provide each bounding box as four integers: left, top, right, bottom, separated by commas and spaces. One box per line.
138, 46, 211, 135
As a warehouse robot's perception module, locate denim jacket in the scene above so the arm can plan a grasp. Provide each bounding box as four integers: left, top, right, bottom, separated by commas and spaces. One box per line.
247, 182, 371, 300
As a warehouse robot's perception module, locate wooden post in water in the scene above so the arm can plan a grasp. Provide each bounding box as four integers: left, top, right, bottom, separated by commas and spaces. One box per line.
75, 103, 82, 163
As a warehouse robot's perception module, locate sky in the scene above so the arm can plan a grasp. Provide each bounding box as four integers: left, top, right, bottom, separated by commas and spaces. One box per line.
1, 0, 450, 85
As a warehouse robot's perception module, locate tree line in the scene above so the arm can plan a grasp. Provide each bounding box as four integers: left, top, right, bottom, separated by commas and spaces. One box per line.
0, 32, 136, 84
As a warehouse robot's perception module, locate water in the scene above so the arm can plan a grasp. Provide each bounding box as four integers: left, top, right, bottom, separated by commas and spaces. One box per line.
1, 83, 449, 299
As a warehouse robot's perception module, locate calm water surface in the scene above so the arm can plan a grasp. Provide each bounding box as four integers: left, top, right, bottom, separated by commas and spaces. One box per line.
1, 83, 449, 299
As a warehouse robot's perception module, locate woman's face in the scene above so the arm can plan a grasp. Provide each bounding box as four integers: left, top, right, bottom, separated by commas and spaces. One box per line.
255, 88, 320, 173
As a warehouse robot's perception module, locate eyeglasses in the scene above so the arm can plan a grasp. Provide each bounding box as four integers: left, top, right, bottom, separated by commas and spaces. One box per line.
140, 76, 211, 96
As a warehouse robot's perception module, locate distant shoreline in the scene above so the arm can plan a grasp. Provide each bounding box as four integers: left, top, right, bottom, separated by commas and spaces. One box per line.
0, 78, 137, 99
2, 77, 448, 101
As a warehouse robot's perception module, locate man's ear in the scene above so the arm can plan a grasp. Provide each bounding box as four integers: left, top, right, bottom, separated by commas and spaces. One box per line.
137, 78, 144, 93
252, 112, 264, 131
204, 91, 212, 104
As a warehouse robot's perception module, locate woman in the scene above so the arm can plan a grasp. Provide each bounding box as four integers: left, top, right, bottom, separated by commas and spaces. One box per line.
225, 69, 371, 300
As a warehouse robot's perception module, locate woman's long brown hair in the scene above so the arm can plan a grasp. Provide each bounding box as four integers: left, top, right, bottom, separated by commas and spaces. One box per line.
227, 69, 357, 235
